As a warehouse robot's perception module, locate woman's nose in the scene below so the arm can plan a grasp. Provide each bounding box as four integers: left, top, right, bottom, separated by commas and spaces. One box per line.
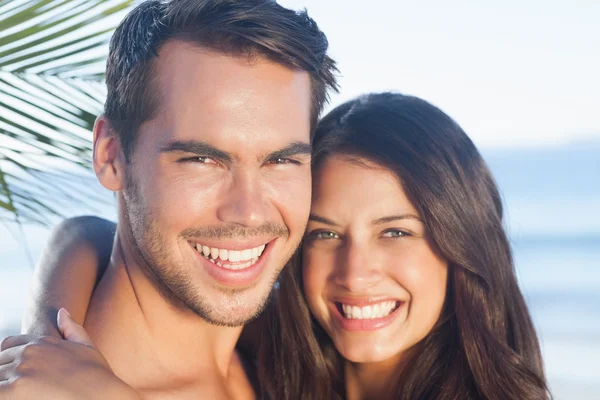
333, 241, 383, 291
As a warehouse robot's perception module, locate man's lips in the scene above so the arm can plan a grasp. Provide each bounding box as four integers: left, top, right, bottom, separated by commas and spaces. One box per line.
189, 240, 267, 268
188, 239, 275, 286
186, 237, 274, 251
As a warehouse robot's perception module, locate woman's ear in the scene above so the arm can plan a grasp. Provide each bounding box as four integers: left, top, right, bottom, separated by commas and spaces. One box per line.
93, 115, 126, 192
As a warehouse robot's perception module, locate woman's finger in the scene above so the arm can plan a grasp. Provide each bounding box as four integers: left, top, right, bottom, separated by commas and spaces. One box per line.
57, 308, 95, 348
0, 335, 37, 351
0, 360, 17, 381
0, 346, 22, 367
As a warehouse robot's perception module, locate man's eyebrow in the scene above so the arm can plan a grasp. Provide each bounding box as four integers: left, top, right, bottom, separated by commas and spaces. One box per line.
308, 214, 340, 227
372, 214, 422, 224
264, 141, 312, 161
159, 140, 233, 162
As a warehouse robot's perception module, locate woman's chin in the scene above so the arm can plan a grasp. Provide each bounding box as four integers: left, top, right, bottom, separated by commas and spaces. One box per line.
334, 339, 401, 364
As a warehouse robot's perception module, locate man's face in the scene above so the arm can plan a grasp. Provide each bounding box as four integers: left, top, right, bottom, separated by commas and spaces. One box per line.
121, 41, 312, 326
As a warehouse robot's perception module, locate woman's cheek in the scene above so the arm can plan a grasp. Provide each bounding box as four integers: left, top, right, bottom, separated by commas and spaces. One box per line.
302, 249, 327, 314
392, 247, 448, 322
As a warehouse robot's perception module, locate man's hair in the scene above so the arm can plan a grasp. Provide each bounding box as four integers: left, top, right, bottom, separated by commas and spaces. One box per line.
105, 0, 338, 160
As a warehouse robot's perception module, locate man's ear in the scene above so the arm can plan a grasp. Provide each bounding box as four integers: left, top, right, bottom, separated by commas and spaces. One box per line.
93, 115, 126, 191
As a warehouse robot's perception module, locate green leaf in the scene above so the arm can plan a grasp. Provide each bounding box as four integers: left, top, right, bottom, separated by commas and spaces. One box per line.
0, 0, 133, 225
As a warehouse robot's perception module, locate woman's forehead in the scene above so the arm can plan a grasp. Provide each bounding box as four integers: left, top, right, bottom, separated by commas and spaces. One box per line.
310, 156, 419, 220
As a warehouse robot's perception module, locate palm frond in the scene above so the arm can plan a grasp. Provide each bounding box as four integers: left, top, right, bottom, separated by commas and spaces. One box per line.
0, 0, 133, 225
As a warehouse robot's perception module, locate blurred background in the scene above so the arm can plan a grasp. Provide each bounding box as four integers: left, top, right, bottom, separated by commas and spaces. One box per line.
1, 1, 598, 398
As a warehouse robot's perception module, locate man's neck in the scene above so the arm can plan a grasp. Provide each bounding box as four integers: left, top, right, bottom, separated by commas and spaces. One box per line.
84, 226, 244, 394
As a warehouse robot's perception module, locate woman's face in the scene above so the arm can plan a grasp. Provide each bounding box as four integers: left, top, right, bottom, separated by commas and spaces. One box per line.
303, 155, 448, 363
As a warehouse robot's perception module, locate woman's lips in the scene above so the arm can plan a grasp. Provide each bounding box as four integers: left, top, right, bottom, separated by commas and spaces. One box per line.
329, 298, 404, 332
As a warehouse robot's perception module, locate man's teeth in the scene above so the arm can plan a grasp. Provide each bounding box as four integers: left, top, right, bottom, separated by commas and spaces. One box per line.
340, 301, 399, 319
193, 243, 266, 270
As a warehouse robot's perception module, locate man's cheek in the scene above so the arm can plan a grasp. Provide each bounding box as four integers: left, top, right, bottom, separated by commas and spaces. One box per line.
279, 174, 311, 217
158, 184, 215, 220
292, 188, 312, 230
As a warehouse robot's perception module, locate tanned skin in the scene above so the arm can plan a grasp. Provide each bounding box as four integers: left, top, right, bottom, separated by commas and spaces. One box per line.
22, 217, 116, 337
0, 41, 313, 400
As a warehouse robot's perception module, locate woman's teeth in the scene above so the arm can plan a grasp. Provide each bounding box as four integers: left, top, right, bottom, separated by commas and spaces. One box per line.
339, 301, 400, 319
192, 243, 266, 270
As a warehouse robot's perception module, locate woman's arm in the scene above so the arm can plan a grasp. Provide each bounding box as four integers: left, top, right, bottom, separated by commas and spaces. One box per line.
21, 216, 116, 336
1, 309, 140, 399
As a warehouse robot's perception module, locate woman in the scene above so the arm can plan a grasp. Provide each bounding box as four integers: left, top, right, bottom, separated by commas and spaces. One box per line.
13, 93, 550, 399
303, 93, 549, 399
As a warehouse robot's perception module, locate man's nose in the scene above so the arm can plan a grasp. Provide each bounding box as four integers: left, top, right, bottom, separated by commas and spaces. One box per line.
333, 240, 383, 292
216, 169, 268, 229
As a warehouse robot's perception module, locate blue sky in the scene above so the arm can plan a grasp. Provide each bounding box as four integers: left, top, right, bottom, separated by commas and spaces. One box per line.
280, 0, 600, 148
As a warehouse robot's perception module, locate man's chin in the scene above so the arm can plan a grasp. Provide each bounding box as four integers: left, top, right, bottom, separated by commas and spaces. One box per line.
189, 300, 268, 328
180, 280, 275, 327
155, 249, 282, 326
197, 311, 258, 328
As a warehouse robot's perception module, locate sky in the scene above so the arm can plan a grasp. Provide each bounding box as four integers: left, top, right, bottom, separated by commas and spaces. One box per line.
278, 0, 600, 149
1, 0, 598, 153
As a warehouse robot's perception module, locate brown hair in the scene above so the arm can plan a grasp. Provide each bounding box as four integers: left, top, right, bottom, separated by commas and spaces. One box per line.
104, 0, 338, 160
252, 254, 342, 400
306, 92, 551, 399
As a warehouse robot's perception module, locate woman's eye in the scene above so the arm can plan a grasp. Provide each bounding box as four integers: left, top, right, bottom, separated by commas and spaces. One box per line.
308, 231, 340, 240
382, 230, 409, 238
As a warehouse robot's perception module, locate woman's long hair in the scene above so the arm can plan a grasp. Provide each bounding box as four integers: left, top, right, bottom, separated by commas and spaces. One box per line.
248, 255, 341, 400
305, 92, 551, 399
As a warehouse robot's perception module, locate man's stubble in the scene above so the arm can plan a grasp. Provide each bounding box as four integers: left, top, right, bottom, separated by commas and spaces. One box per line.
120, 165, 298, 327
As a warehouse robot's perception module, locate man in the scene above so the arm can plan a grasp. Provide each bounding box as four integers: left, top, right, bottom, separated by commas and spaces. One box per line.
0, 0, 337, 398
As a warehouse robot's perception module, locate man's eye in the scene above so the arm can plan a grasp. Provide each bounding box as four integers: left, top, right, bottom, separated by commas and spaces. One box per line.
382, 230, 409, 238
308, 231, 340, 240
178, 156, 217, 164
269, 157, 300, 165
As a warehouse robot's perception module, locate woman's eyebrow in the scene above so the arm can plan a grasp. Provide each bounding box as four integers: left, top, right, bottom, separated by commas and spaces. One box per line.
308, 213, 340, 227
372, 214, 422, 225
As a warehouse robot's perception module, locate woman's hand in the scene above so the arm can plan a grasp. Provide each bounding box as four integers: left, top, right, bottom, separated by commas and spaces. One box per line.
0, 308, 139, 400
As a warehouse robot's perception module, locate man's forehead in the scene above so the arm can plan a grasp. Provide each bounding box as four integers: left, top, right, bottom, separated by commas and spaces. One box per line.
153, 40, 312, 108
143, 41, 312, 148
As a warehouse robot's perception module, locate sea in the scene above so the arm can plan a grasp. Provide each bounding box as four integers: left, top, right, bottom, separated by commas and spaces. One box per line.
1, 141, 598, 399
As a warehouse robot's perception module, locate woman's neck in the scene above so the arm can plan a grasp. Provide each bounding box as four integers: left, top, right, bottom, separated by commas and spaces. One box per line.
344, 351, 410, 400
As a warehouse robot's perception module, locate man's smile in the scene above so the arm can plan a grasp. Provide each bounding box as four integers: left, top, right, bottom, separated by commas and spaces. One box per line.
190, 241, 267, 270
187, 239, 276, 287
